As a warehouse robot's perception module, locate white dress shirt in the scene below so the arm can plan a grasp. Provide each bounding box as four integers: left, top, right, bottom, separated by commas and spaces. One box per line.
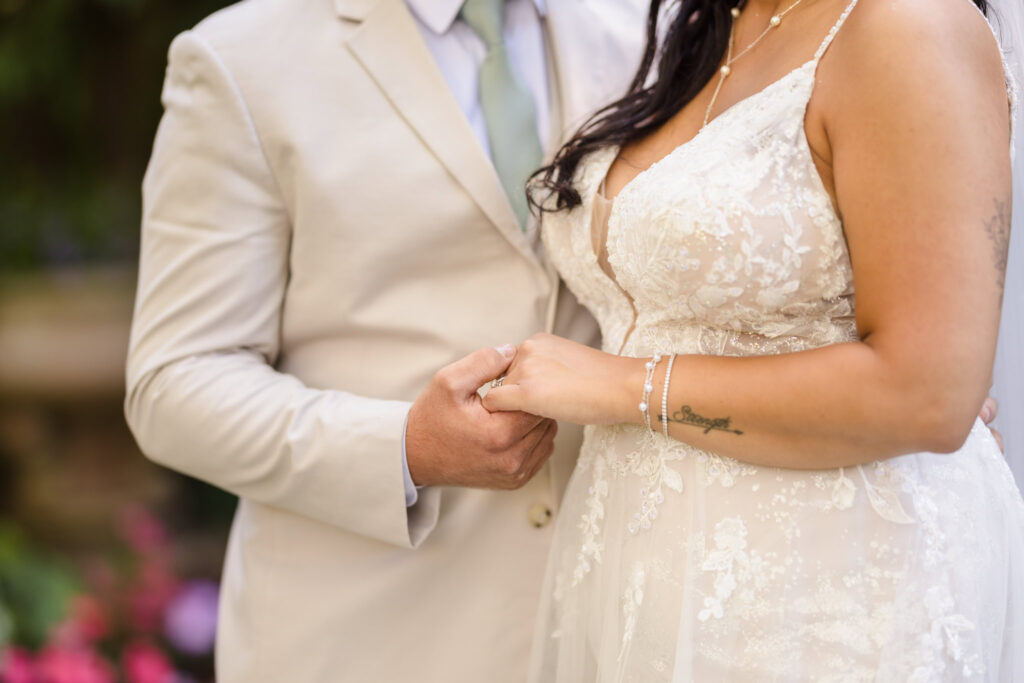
401, 0, 552, 505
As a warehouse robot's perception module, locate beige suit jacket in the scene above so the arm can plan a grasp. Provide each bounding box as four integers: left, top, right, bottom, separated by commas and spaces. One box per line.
125, 0, 644, 680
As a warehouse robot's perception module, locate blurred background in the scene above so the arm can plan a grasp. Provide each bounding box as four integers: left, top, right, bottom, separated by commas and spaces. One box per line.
1, 0, 232, 680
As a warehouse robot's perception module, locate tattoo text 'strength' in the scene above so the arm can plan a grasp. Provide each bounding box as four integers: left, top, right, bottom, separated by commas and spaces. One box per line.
658, 405, 744, 435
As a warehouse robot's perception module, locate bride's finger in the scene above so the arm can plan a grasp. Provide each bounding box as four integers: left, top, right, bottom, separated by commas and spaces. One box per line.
481, 383, 524, 413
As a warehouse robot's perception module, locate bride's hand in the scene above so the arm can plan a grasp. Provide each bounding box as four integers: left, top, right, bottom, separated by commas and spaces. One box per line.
482, 333, 641, 426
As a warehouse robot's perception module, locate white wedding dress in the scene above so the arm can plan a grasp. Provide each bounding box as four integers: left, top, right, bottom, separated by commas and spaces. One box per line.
531, 1, 1024, 680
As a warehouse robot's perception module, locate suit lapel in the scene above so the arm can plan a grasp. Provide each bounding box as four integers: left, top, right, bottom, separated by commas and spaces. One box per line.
339, 0, 534, 260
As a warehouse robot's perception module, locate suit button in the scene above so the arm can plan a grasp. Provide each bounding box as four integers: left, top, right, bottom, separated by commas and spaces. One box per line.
528, 504, 552, 528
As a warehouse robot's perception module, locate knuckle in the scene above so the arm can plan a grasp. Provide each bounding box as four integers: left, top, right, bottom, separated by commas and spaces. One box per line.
435, 369, 458, 394
493, 424, 521, 451
483, 431, 502, 451
501, 452, 524, 477
485, 429, 510, 452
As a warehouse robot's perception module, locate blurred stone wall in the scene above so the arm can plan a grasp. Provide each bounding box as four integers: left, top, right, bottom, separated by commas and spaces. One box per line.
0, 267, 231, 575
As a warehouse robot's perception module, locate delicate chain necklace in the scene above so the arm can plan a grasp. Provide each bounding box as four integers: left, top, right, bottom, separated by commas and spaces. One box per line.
702, 0, 806, 129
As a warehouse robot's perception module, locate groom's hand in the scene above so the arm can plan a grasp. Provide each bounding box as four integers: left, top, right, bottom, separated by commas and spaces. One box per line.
981, 396, 1004, 452
405, 344, 558, 490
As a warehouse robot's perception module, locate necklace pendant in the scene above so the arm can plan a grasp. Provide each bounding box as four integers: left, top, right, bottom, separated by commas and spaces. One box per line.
769, 15, 782, 27
720, 65, 732, 77
730, 7, 740, 18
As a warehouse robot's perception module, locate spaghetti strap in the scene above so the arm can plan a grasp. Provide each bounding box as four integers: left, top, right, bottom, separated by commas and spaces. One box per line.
813, 0, 861, 62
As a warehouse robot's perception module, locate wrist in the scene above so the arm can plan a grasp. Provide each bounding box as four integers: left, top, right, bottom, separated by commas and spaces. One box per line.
404, 402, 441, 487
613, 356, 649, 425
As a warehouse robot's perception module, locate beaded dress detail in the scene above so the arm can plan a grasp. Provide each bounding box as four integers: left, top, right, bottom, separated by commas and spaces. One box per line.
529, 1, 1024, 680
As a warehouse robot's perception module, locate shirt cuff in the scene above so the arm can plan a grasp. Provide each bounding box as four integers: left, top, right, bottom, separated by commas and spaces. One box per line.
401, 411, 420, 507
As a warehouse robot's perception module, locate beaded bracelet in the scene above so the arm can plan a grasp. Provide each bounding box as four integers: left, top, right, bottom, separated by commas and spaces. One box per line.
661, 354, 676, 438
639, 354, 662, 433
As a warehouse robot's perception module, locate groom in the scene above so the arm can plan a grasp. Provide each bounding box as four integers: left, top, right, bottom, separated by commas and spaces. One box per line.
125, 0, 646, 681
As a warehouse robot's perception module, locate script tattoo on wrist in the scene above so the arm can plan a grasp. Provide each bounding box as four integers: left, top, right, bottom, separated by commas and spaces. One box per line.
657, 405, 743, 435
984, 198, 1011, 292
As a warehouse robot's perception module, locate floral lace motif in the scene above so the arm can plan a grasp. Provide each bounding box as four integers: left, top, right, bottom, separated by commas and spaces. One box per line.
532, 1, 1024, 679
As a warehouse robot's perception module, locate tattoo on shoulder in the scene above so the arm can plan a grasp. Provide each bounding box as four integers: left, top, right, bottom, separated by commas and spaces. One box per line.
984, 198, 1011, 291
657, 405, 743, 435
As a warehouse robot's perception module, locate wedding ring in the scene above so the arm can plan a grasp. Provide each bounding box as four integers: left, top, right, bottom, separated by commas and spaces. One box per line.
490, 376, 505, 388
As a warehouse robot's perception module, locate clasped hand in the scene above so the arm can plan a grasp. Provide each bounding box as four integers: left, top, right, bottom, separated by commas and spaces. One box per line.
404, 344, 558, 490
482, 333, 638, 426
403, 335, 633, 491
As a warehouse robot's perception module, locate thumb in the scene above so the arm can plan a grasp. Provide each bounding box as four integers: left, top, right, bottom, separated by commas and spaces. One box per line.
480, 384, 524, 413
444, 344, 516, 397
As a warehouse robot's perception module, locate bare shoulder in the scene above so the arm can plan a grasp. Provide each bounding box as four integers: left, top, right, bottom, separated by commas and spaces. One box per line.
826, 0, 1006, 94
816, 0, 1010, 142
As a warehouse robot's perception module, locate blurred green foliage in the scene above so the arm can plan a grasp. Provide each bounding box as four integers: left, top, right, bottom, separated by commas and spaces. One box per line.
0, 523, 79, 650
0, 0, 230, 269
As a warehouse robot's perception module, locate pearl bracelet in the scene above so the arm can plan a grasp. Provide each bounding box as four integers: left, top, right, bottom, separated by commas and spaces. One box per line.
639, 354, 662, 434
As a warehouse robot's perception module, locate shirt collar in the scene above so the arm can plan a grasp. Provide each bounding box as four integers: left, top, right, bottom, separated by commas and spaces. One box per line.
406, 0, 547, 35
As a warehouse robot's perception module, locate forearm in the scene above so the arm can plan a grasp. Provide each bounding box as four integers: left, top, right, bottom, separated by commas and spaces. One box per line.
608, 341, 985, 469
124, 350, 443, 546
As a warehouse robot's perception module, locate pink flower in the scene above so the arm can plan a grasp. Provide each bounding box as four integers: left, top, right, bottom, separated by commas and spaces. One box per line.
127, 562, 181, 633
51, 596, 110, 647
122, 641, 174, 683
35, 646, 114, 683
1, 647, 35, 683
70, 596, 109, 644
117, 506, 168, 555
82, 559, 117, 596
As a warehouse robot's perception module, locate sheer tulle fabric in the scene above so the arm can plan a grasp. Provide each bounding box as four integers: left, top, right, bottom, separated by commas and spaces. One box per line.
529, 1, 1024, 680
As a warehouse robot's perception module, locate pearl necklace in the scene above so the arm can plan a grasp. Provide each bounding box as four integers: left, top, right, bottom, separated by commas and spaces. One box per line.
702, 0, 807, 129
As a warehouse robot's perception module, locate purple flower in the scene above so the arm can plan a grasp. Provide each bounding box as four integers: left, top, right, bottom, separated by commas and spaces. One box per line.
162, 581, 218, 656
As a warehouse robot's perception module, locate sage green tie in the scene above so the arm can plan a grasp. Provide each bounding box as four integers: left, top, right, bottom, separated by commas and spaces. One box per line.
460, 0, 544, 230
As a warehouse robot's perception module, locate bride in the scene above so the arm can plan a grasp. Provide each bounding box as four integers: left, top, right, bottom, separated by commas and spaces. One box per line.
483, 0, 1024, 679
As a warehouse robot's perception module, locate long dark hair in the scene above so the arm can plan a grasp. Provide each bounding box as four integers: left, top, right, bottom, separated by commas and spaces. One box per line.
530, 0, 989, 213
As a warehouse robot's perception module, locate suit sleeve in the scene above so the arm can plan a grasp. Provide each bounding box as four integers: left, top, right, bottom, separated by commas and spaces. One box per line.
124, 30, 441, 549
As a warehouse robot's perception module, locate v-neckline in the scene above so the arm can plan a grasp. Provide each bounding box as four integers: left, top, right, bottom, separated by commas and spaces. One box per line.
599, 58, 816, 206
583, 59, 819, 356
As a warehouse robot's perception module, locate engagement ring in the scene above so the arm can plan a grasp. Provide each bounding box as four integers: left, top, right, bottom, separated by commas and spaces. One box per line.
490, 376, 505, 388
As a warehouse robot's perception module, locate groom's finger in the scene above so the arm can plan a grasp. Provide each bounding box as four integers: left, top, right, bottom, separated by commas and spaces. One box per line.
440, 344, 517, 398
518, 420, 558, 482
981, 396, 999, 424
495, 418, 556, 489
488, 406, 545, 435
991, 427, 1004, 453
